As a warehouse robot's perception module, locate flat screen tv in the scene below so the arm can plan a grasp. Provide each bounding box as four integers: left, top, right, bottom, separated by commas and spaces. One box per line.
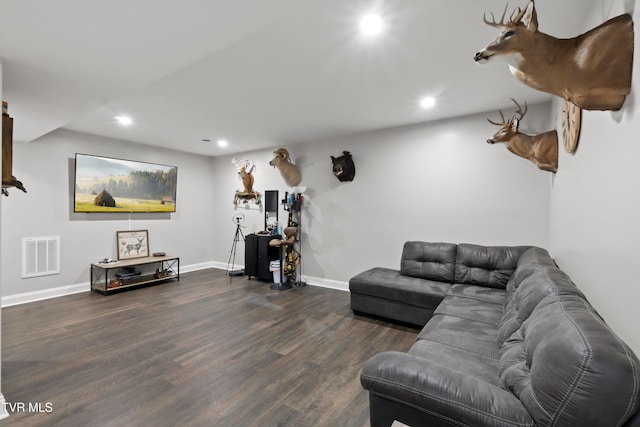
74, 153, 177, 213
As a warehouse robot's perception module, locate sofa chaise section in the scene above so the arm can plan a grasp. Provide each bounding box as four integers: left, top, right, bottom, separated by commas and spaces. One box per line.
349, 241, 458, 326
349, 267, 451, 326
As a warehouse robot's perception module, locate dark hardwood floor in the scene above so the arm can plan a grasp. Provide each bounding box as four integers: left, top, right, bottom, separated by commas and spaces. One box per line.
1, 269, 418, 427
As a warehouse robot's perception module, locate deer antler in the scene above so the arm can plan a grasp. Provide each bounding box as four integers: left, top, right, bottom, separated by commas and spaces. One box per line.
510, 98, 528, 120
244, 160, 255, 174
483, 4, 510, 28
487, 109, 508, 126
484, 3, 530, 28
489, 99, 528, 126
511, 5, 528, 25
232, 158, 247, 168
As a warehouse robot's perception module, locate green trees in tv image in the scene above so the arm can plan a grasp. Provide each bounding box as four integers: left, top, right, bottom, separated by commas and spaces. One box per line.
75, 168, 177, 212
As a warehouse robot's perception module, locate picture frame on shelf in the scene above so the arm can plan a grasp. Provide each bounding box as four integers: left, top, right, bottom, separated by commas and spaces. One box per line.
117, 230, 149, 260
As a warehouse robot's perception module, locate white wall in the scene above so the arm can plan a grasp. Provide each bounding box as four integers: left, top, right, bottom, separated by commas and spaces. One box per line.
549, 1, 640, 355
1, 129, 217, 300
0, 58, 8, 419
2, 107, 551, 301
211, 106, 552, 287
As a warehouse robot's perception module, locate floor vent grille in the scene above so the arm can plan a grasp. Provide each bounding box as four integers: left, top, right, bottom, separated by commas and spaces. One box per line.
22, 236, 61, 278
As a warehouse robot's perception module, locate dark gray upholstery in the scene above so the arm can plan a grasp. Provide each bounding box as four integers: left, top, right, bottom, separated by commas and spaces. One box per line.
498, 267, 583, 346
499, 293, 639, 427
354, 243, 640, 427
350, 243, 454, 326
349, 266, 450, 326
454, 243, 531, 289
400, 241, 457, 282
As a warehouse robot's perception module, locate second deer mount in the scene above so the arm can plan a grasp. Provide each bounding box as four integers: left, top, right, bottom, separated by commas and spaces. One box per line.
486, 99, 558, 173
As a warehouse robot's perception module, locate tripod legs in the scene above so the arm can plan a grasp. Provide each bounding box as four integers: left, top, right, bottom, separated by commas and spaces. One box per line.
227, 224, 245, 278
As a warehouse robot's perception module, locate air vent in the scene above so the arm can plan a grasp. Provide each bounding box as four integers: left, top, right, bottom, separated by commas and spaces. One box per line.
22, 236, 61, 278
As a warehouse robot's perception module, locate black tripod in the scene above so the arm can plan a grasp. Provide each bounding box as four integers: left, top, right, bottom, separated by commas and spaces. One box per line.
226, 217, 245, 279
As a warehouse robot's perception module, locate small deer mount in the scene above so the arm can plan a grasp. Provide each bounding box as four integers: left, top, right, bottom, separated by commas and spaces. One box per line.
331, 151, 356, 182
474, 0, 634, 111
487, 99, 558, 173
232, 158, 261, 205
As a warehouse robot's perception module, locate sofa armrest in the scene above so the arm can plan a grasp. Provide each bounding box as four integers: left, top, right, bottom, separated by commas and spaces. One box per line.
361, 351, 534, 427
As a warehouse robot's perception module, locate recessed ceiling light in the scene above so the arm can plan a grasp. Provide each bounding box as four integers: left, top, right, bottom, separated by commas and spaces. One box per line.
360, 14, 383, 35
217, 139, 228, 148
115, 115, 132, 126
420, 97, 436, 109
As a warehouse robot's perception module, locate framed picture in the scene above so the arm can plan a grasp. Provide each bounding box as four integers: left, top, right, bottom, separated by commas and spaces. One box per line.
117, 230, 149, 260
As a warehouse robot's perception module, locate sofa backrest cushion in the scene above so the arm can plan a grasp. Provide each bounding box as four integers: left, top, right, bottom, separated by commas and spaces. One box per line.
503, 247, 557, 307
499, 294, 640, 427
498, 267, 583, 346
454, 244, 531, 289
400, 241, 457, 283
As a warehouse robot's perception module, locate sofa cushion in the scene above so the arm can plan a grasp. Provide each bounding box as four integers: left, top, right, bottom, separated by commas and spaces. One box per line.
409, 339, 500, 386
503, 247, 557, 308
434, 295, 504, 327
349, 267, 450, 310
417, 314, 501, 359
447, 283, 506, 305
454, 244, 530, 289
499, 294, 640, 427
498, 267, 584, 346
400, 241, 457, 283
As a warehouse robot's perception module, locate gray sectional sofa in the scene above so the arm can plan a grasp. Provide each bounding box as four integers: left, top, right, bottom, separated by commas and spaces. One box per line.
350, 241, 640, 427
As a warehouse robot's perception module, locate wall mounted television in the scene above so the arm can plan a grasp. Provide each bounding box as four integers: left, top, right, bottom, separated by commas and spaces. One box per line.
74, 153, 178, 213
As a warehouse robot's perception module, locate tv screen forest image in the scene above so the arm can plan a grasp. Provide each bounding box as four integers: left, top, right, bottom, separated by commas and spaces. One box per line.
74, 154, 178, 213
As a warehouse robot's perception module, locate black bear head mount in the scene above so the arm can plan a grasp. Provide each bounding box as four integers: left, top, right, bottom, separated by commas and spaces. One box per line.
331, 151, 355, 182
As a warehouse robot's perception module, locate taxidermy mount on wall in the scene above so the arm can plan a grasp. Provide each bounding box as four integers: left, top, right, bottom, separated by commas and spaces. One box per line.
232, 158, 261, 205
232, 158, 255, 193
269, 148, 301, 187
474, 0, 634, 111
487, 99, 558, 173
331, 151, 356, 182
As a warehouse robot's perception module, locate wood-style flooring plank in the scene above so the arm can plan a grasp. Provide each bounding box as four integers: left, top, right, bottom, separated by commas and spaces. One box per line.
1, 269, 418, 427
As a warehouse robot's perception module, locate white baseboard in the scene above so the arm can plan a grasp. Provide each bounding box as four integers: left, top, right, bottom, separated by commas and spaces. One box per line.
303, 275, 349, 292
0, 262, 347, 307
1, 261, 227, 307
1, 282, 90, 307
207, 261, 242, 272
181, 261, 220, 273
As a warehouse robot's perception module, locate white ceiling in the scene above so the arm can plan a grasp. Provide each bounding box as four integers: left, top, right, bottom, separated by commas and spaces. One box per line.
0, 0, 600, 157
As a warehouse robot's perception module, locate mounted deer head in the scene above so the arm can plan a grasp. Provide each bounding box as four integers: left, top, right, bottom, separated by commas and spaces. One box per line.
231, 158, 255, 194
487, 99, 558, 173
474, 1, 634, 111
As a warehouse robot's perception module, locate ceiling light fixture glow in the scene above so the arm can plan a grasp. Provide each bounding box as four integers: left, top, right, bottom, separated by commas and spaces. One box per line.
360, 14, 383, 35
217, 139, 228, 148
420, 97, 436, 109
115, 115, 133, 126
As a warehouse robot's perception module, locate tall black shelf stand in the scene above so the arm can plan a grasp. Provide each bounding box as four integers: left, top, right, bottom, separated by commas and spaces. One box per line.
281, 191, 305, 287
